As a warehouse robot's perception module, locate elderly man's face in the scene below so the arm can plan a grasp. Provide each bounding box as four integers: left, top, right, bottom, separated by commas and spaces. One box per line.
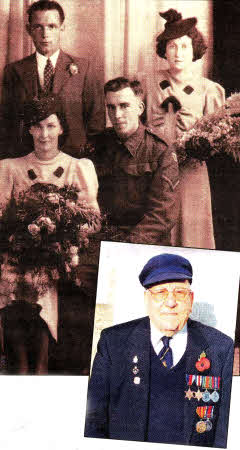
145, 280, 193, 337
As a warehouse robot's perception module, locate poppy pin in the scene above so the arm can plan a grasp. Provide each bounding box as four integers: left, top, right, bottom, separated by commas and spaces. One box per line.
195, 351, 210, 372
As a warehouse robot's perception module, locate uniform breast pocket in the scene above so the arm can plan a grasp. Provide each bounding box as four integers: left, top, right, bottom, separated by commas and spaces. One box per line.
126, 162, 157, 205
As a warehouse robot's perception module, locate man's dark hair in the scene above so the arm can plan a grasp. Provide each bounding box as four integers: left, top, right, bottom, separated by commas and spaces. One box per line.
27, 0, 65, 24
104, 77, 144, 99
156, 27, 207, 62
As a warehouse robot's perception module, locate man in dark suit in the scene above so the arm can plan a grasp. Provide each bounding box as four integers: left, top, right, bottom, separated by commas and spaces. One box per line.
85, 253, 234, 447
0, 0, 104, 159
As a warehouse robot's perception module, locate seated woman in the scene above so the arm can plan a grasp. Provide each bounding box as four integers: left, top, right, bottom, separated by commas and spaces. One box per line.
147, 9, 225, 249
0, 95, 100, 374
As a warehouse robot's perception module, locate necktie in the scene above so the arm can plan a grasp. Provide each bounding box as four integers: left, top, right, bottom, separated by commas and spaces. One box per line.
44, 58, 54, 93
158, 336, 173, 368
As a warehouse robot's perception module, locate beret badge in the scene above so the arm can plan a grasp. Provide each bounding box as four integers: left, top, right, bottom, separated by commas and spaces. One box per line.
68, 63, 78, 75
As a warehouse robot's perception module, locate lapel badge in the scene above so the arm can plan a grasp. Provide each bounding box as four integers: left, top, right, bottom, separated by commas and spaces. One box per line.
195, 351, 210, 372
133, 376, 140, 385
132, 366, 139, 375
133, 355, 138, 363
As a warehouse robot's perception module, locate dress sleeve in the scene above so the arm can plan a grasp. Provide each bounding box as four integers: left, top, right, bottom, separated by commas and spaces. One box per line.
73, 158, 100, 213
0, 159, 14, 208
204, 81, 225, 115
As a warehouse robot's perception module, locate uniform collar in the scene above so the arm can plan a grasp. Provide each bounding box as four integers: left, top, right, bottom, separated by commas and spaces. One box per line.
114, 122, 145, 157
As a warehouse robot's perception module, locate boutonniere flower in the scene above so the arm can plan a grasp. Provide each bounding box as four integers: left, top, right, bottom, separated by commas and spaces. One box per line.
68, 63, 78, 75
195, 351, 211, 372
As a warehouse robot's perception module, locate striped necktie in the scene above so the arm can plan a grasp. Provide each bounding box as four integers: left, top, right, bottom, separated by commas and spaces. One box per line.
158, 336, 173, 368
44, 58, 54, 93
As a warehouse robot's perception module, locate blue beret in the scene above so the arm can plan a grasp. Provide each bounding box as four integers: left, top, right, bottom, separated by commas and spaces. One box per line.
139, 253, 193, 287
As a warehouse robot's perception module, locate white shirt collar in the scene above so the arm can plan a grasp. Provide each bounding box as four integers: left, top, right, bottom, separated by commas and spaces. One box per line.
36, 50, 60, 87
150, 320, 188, 367
36, 49, 60, 69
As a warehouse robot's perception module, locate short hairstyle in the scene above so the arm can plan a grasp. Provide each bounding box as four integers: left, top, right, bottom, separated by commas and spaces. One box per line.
104, 77, 144, 99
27, 0, 65, 24
156, 27, 207, 62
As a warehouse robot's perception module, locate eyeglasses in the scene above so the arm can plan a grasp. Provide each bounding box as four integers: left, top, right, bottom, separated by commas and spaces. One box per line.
147, 287, 192, 303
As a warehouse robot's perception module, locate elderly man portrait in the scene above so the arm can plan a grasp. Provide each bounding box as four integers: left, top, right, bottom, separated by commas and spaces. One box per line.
90, 77, 179, 245
85, 251, 234, 448
0, 0, 104, 159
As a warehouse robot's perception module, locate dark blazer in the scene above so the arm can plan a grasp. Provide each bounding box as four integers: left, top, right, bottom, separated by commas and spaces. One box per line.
85, 317, 234, 448
0, 50, 105, 158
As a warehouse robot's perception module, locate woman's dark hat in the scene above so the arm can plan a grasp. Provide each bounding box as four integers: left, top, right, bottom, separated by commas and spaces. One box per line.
139, 253, 193, 287
157, 9, 197, 42
24, 95, 63, 127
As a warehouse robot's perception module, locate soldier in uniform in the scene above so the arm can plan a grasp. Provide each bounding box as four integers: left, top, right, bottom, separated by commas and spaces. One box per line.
85, 253, 234, 447
90, 77, 179, 245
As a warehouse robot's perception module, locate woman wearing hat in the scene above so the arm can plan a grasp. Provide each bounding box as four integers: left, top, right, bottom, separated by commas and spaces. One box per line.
147, 9, 225, 249
0, 95, 100, 374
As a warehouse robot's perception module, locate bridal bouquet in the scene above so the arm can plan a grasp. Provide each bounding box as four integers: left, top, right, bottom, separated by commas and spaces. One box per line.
0, 183, 101, 296
176, 92, 240, 166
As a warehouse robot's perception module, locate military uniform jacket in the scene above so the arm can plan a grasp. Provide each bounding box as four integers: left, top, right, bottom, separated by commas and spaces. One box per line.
0, 50, 105, 158
91, 123, 179, 245
85, 317, 233, 447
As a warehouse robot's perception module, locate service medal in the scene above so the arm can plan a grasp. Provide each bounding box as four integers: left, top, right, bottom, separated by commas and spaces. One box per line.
202, 390, 211, 402
185, 387, 194, 400
196, 420, 207, 433
195, 375, 203, 401
133, 355, 138, 363
211, 390, 220, 402
206, 420, 213, 431
194, 388, 203, 401
211, 376, 221, 402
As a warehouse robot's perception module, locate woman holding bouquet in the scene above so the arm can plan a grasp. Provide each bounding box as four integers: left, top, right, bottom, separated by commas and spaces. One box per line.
147, 9, 225, 248
0, 95, 100, 374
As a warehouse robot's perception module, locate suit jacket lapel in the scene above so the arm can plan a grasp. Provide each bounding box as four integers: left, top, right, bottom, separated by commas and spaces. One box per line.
53, 50, 72, 94
124, 317, 151, 438
15, 53, 39, 99
184, 319, 210, 443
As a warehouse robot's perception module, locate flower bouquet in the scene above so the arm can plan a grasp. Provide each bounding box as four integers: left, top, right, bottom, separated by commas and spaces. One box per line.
176, 92, 240, 166
0, 183, 101, 297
